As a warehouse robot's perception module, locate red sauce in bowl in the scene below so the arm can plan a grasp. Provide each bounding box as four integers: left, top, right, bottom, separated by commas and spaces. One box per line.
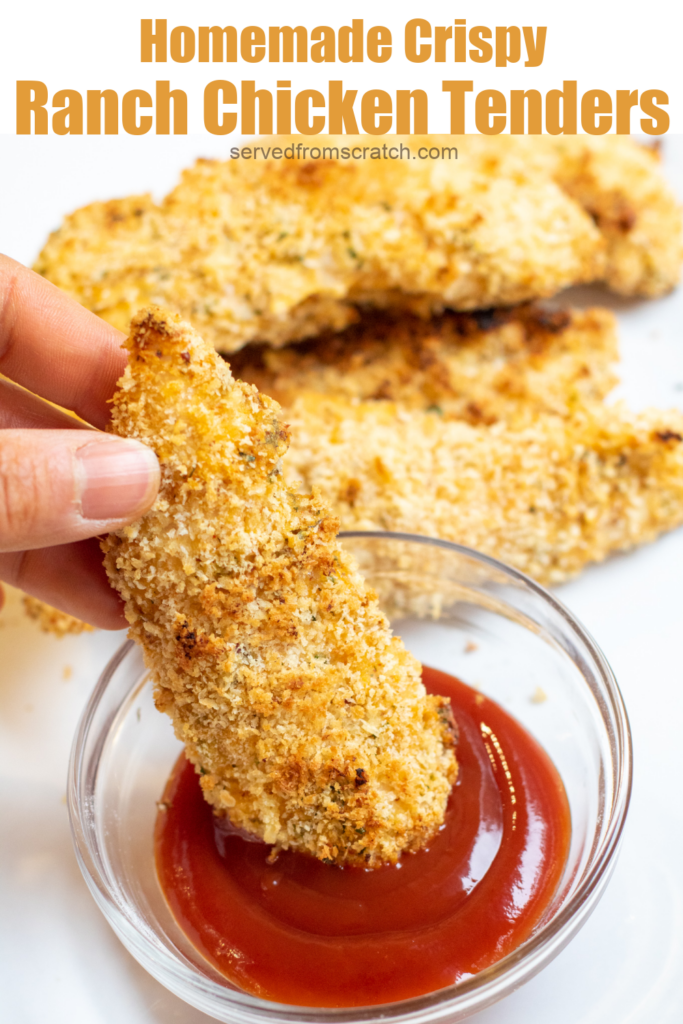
155, 667, 571, 1007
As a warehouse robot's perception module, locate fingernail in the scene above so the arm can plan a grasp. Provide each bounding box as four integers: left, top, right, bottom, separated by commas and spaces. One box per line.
76, 439, 160, 521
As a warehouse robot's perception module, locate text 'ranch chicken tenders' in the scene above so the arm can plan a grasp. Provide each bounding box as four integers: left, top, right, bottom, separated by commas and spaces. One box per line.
36, 135, 681, 355
102, 307, 457, 867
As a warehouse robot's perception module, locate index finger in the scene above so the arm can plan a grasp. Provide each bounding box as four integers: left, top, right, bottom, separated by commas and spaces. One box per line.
0, 254, 127, 429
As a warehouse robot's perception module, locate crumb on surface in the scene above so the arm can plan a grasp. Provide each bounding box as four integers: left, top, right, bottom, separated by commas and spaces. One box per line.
22, 597, 94, 637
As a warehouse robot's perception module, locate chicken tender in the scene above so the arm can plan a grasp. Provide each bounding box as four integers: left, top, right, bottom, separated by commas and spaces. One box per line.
527, 136, 682, 298
35, 142, 605, 353
412, 136, 682, 299
34, 137, 680, 355
282, 395, 683, 585
102, 307, 457, 867
230, 304, 618, 426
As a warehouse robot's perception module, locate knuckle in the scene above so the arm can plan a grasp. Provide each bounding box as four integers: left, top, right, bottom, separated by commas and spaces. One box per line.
0, 262, 21, 367
0, 445, 47, 549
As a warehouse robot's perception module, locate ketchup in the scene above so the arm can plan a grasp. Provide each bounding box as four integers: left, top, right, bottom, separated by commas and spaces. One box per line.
155, 667, 571, 1007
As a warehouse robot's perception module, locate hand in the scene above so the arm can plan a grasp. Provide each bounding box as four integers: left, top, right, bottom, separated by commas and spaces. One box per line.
0, 255, 160, 629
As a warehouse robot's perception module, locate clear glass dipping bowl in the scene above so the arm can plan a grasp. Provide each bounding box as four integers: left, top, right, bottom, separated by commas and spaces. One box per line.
68, 532, 632, 1024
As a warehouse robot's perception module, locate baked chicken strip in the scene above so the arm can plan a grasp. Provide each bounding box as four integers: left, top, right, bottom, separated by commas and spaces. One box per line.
34, 138, 680, 355
413, 136, 682, 300
282, 396, 683, 586
35, 141, 604, 353
230, 303, 618, 426
102, 307, 457, 867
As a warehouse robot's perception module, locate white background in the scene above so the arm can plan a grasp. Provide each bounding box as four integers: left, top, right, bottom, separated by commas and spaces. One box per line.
1, 2, 683, 1020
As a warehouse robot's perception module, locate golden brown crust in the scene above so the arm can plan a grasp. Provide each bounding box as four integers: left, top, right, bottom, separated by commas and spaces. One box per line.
102, 307, 456, 867
410, 136, 682, 299
228, 294, 683, 583
532, 136, 682, 298
35, 139, 605, 352
229, 303, 618, 425
282, 395, 683, 585
34, 137, 680, 353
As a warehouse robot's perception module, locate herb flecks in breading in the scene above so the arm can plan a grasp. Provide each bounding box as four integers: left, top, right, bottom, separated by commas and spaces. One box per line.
35, 137, 680, 354
102, 307, 457, 867
282, 395, 683, 586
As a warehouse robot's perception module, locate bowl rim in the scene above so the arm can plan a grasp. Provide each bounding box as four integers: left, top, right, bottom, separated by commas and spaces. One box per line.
68, 530, 633, 1022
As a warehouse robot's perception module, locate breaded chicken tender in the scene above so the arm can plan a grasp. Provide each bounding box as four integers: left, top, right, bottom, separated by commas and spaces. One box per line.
528, 136, 682, 298
102, 307, 457, 867
282, 396, 683, 585
230, 304, 618, 425
413, 136, 682, 299
35, 140, 605, 353
34, 137, 680, 354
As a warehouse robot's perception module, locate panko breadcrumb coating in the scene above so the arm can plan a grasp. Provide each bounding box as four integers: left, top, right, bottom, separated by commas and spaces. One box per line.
527, 136, 682, 298
234, 298, 683, 584
281, 396, 683, 585
230, 304, 618, 425
22, 596, 94, 636
35, 138, 605, 353
102, 307, 457, 867
34, 137, 680, 354
412, 136, 682, 299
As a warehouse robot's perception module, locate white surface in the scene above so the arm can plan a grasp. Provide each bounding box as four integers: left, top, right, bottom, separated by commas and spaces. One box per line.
1, 136, 683, 1022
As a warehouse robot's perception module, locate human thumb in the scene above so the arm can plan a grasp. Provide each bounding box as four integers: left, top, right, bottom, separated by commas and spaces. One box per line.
0, 429, 159, 552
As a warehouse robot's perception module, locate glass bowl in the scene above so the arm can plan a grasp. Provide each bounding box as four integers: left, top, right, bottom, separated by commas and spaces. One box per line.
68, 532, 632, 1023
